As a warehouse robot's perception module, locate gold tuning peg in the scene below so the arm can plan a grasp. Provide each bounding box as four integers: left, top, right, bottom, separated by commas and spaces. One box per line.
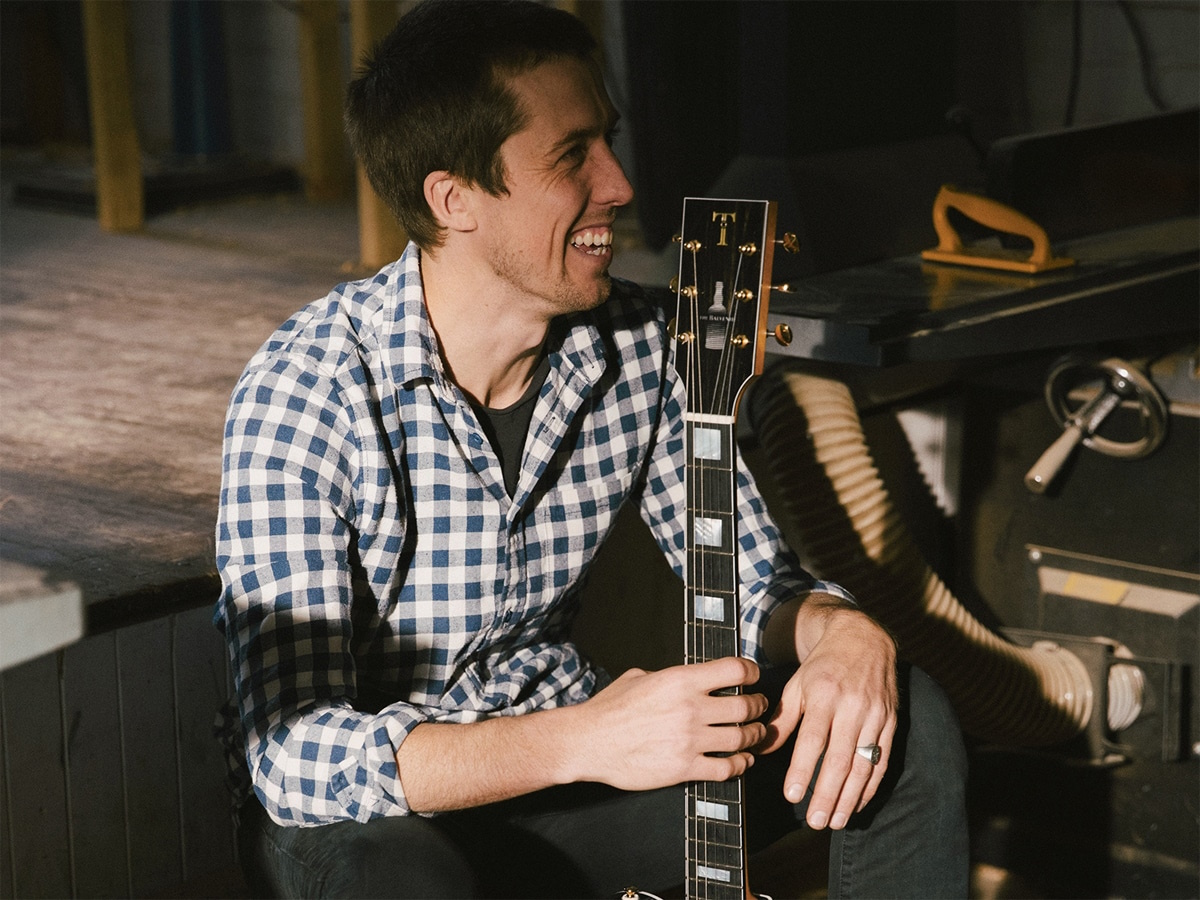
776, 232, 800, 254
766, 323, 793, 347
770, 283, 797, 294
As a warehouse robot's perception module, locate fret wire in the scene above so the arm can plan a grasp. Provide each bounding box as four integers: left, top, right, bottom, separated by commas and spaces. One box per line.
690, 838, 744, 856
689, 825, 745, 845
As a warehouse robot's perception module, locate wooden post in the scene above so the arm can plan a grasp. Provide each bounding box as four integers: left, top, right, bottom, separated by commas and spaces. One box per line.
296, 0, 352, 201
81, 0, 143, 232
348, 0, 408, 269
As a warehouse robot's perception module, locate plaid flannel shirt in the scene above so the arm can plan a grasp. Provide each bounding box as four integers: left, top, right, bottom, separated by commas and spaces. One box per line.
215, 243, 851, 825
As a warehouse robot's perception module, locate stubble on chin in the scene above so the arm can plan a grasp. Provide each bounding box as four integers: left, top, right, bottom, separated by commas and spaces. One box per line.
487, 241, 615, 315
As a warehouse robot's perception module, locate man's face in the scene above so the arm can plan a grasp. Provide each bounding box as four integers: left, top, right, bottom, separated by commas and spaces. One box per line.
472, 56, 634, 318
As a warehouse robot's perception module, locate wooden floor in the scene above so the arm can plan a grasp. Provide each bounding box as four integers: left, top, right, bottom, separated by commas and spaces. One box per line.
0, 149, 364, 626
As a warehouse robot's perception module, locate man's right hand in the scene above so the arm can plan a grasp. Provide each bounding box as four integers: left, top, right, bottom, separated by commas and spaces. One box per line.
565, 656, 768, 790
395, 656, 766, 813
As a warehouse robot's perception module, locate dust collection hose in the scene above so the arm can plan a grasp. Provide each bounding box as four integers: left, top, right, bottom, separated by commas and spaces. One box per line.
752, 368, 1094, 747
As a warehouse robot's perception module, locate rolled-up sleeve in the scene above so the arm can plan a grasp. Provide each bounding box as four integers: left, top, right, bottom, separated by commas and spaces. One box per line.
216, 358, 423, 824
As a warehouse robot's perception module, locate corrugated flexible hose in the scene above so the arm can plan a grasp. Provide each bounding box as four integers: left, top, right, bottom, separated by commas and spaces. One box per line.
752, 369, 1094, 746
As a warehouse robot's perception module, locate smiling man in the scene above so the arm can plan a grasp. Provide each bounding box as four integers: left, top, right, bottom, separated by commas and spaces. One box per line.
417, 53, 631, 412
215, 2, 968, 897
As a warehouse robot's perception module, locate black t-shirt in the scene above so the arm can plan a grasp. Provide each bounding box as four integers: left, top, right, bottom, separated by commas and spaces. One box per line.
470, 354, 551, 497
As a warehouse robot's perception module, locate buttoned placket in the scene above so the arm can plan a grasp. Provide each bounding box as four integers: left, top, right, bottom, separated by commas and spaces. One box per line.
502, 351, 605, 627
415, 325, 608, 651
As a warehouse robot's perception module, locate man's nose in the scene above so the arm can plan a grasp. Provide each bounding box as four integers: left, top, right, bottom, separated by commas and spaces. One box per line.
594, 145, 635, 208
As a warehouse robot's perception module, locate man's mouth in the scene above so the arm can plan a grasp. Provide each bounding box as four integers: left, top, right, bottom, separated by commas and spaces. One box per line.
570, 228, 613, 257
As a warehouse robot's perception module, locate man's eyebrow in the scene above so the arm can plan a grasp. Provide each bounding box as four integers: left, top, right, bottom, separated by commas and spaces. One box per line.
548, 112, 622, 155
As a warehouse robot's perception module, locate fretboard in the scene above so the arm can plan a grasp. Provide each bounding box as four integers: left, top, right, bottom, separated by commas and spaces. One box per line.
684, 414, 748, 899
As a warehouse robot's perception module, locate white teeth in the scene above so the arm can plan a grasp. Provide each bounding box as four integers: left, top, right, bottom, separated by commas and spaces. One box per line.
571, 229, 613, 254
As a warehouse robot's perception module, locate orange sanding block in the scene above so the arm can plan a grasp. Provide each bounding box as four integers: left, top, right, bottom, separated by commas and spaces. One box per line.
921, 184, 1075, 274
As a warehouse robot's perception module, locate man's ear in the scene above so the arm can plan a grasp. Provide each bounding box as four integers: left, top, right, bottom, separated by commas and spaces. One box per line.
423, 170, 477, 235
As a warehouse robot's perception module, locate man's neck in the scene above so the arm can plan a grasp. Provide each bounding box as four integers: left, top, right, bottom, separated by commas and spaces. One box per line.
420, 248, 550, 410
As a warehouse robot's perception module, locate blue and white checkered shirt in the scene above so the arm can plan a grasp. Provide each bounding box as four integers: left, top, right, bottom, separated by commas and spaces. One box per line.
215, 243, 850, 825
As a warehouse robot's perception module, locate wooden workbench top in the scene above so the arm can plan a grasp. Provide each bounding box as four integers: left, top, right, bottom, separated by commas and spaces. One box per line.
0, 176, 362, 631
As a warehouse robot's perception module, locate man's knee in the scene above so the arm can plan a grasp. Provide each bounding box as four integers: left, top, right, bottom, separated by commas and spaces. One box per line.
323, 821, 477, 899
240, 802, 477, 899
892, 664, 968, 818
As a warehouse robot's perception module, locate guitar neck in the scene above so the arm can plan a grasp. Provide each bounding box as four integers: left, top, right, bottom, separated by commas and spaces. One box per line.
674, 197, 779, 900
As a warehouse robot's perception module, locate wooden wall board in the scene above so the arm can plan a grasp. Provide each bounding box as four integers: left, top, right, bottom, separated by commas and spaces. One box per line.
0, 604, 249, 898
0, 671, 13, 900
63, 632, 129, 898
118, 619, 184, 896
173, 606, 237, 886
0, 653, 73, 899
0, 609, 242, 898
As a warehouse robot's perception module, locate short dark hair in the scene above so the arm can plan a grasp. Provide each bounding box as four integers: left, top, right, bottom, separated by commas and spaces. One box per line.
345, 0, 597, 251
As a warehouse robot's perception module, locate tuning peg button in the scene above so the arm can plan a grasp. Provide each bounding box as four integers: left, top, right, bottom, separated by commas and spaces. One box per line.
767, 323, 792, 347
776, 232, 800, 254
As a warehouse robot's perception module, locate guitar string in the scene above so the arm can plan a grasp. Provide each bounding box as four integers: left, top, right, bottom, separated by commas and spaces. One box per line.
698, 245, 713, 900
691, 218, 713, 900
712, 252, 747, 419
686, 236, 700, 897
696, 229, 726, 899
713, 234, 743, 898
717, 220, 758, 897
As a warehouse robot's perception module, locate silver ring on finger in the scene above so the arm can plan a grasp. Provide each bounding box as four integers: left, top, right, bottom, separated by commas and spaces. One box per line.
856, 743, 881, 765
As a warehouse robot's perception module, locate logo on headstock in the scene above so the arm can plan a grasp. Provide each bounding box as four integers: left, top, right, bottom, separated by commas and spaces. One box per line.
711, 211, 737, 247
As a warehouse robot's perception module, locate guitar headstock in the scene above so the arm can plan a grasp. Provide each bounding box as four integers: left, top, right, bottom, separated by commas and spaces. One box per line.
671, 198, 789, 420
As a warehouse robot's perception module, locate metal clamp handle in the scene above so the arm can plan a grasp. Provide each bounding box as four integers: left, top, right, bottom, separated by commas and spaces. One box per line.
1025, 356, 1168, 493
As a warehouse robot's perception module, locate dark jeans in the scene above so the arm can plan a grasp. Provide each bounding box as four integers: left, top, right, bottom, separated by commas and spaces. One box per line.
238, 665, 969, 899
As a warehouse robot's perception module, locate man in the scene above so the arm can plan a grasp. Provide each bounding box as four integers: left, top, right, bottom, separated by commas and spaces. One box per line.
215, 1, 968, 897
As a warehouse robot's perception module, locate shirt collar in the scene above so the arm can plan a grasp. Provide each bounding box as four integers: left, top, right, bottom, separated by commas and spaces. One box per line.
380, 242, 445, 391
379, 242, 610, 393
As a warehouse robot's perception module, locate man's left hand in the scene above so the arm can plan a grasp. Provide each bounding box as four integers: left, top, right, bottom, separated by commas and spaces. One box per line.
758, 597, 898, 830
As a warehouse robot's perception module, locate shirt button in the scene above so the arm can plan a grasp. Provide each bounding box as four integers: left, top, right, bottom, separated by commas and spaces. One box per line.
469, 433, 483, 447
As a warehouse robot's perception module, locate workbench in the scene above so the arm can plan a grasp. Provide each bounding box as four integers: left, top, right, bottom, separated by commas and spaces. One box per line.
765, 216, 1198, 368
